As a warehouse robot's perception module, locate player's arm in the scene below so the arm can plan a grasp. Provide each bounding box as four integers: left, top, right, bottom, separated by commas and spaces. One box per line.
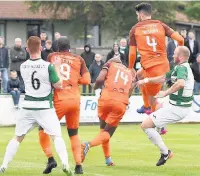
78, 57, 91, 85
128, 27, 137, 69
129, 69, 137, 97
48, 64, 62, 89
161, 66, 186, 97
162, 22, 184, 46
94, 62, 110, 90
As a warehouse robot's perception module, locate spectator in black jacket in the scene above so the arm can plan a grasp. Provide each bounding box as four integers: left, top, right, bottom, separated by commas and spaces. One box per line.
52, 32, 61, 52
7, 70, 22, 108
167, 39, 178, 69
191, 53, 200, 95
0, 37, 9, 93
106, 43, 126, 65
41, 40, 53, 61
185, 31, 199, 64
81, 44, 95, 94
40, 32, 47, 49
10, 38, 27, 91
89, 54, 104, 91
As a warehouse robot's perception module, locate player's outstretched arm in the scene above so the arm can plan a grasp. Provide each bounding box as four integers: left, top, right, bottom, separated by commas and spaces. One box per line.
171, 32, 184, 46
136, 75, 166, 86
48, 64, 62, 89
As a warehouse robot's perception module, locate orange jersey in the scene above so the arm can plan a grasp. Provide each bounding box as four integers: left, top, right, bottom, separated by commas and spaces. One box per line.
100, 62, 135, 104
129, 20, 174, 69
48, 52, 88, 101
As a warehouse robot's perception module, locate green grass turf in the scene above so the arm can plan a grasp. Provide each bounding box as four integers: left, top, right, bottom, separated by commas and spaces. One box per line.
0, 124, 200, 176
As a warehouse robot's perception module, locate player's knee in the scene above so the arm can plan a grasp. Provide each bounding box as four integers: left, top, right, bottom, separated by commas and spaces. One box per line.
38, 126, 44, 131
104, 125, 117, 137
141, 117, 155, 130
15, 135, 25, 143
67, 128, 78, 137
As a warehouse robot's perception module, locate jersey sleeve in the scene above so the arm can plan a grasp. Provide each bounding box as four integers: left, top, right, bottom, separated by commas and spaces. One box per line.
48, 64, 60, 84
102, 62, 111, 70
161, 22, 174, 37
80, 57, 89, 76
176, 66, 188, 80
129, 27, 137, 46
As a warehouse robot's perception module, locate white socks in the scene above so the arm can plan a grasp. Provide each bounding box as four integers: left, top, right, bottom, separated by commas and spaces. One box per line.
144, 128, 168, 155
2, 139, 20, 167
53, 137, 69, 167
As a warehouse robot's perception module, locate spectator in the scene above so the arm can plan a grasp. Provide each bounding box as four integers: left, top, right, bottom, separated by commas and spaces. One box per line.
106, 43, 126, 65
180, 29, 188, 42
10, 38, 26, 86
40, 32, 47, 49
191, 53, 200, 95
41, 40, 53, 61
185, 31, 199, 64
89, 54, 104, 92
7, 70, 22, 108
0, 37, 9, 93
52, 32, 61, 52
167, 39, 178, 69
119, 38, 129, 66
80, 44, 95, 94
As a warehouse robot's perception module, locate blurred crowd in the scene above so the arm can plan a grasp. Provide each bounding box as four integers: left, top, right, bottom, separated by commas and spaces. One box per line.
0, 29, 200, 108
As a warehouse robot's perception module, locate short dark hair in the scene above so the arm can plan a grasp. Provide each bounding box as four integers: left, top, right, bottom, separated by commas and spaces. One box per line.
135, 2, 152, 15
57, 36, 70, 51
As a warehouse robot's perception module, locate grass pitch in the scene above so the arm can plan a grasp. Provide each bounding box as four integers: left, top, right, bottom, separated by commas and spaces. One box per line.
0, 124, 200, 176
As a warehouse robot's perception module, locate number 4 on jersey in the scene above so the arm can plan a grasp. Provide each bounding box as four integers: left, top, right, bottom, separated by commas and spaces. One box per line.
146, 36, 157, 52
114, 69, 129, 85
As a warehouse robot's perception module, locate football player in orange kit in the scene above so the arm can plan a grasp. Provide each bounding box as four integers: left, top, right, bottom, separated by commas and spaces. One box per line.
38, 37, 91, 175
81, 57, 136, 166
129, 2, 184, 134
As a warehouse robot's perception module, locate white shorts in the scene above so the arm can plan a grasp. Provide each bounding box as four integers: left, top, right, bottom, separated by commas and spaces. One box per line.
150, 103, 192, 128
15, 108, 61, 137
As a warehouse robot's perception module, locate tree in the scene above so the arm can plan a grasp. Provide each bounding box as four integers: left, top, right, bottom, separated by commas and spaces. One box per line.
185, 2, 200, 20
28, 1, 180, 42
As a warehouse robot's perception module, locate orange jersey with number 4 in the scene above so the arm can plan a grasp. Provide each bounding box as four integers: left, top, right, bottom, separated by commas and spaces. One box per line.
129, 20, 174, 69
48, 52, 88, 101
100, 62, 134, 105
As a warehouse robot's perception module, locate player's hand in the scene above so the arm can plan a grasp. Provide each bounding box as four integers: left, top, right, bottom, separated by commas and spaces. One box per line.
136, 79, 145, 87
154, 91, 167, 98
53, 56, 62, 67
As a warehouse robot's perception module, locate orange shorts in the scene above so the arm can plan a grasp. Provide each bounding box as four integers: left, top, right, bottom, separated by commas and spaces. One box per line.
54, 99, 80, 129
98, 100, 127, 127
142, 64, 170, 96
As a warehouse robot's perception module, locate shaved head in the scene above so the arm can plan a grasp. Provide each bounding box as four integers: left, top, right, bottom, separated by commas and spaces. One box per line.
173, 46, 190, 64
177, 46, 190, 60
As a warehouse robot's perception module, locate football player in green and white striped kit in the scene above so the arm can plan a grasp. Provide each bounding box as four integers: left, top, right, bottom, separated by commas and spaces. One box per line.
0, 36, 73, 176
137, 46, 194, 167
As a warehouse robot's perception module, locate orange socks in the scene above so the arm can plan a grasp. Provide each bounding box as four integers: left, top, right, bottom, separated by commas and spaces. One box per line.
141, 85, 150, 108
100, 129, 110, 158
90, 131, 110, 147
39, 130, 53, 158
70, 135, 81, 165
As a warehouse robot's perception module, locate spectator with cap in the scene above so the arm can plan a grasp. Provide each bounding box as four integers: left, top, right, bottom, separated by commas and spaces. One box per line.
191, 53, 200, 95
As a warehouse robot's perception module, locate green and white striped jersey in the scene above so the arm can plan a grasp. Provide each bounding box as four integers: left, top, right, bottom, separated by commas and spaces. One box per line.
166, 62, 194, 107
20, 58, 59, 109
